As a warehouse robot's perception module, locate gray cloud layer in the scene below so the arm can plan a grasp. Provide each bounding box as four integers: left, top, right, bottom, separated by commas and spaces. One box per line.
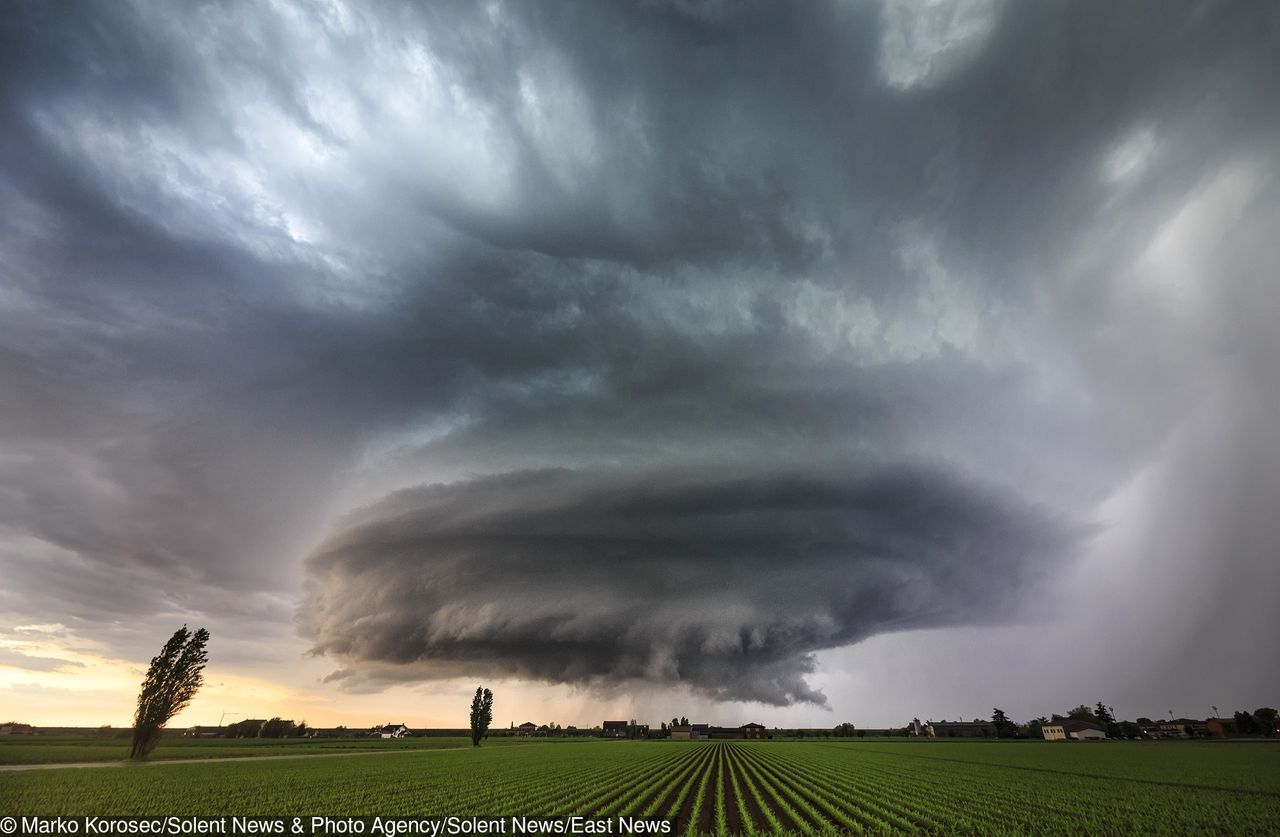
0, 649, 84, 673
1, 1, 1277, 707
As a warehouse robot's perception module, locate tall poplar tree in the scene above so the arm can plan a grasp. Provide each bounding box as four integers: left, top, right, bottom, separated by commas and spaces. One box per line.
469, 686, 493, 747
130, 625, 210, 759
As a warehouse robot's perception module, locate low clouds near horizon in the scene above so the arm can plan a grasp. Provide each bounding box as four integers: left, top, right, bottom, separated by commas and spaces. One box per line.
1, 0, 1278, 714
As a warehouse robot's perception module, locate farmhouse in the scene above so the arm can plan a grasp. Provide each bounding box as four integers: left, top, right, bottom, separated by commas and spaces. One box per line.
516, 722, 539, 737
1159, 721, 1196, 738
924, 720, 995, 738
373, 723, 409, 739
669, 724, 693, 741
227, 719, 269, 738
182, 725, 223, 738
707, 726, 743, 739
1207, 717, 1238, 738
602, 720, 628, 738
1065, 721, 1105, 740
701, 724, 767, 739
1043, 720, 1105, 741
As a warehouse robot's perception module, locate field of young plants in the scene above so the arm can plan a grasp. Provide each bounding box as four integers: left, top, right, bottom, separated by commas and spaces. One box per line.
0, 735, 551, 765
4, 739, 1279, 834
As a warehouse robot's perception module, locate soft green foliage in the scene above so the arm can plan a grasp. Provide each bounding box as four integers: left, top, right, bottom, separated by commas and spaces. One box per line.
4, 740, 1279, 834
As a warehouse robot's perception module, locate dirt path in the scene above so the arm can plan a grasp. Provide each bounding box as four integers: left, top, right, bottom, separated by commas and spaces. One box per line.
0, 746, 469, 773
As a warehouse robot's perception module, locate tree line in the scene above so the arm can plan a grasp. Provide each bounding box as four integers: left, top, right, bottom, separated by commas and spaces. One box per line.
121, 626, 1279, 761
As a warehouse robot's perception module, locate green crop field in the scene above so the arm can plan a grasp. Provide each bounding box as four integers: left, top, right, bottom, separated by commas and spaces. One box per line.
0, 735, 562, 765
4, 739, 1279, 834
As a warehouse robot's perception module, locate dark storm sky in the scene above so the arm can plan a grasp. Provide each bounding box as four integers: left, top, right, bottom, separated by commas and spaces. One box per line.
1, 0, 1277, 715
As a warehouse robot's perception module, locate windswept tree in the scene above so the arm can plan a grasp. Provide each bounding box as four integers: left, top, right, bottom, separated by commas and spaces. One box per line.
1095, 702, 1117, 736
992, 708, 1011, 738
130, 625, 210, 759
469, 687, 493, 747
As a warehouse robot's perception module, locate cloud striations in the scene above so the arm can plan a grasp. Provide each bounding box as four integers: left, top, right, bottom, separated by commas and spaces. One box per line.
0, 0, 1277, 709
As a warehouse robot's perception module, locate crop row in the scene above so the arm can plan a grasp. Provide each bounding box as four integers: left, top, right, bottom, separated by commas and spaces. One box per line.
6, 740, 1280, 833
515, 742, 1280, 835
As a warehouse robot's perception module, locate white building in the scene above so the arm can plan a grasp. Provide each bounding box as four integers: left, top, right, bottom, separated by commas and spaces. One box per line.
1043, 720, 1105, 741
373, 723, 409, 738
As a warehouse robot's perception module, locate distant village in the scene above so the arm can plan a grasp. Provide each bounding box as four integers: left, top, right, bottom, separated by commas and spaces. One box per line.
5, 704, 1276, 742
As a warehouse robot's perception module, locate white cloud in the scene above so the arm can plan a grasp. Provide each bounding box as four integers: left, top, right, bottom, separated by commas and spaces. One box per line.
877, 0, 1003, 90
1104, 126, 1159, 183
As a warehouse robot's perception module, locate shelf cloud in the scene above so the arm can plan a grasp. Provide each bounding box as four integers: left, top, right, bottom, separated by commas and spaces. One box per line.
301, 466, 1076, 704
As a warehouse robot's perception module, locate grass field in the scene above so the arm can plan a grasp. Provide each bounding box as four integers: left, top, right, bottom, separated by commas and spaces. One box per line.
4, 739, 1279, 834
0, 735, 560, 765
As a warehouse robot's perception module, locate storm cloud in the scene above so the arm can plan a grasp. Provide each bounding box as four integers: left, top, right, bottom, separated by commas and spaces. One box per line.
301, 467, 1075, 704
1, 0, 1278, 713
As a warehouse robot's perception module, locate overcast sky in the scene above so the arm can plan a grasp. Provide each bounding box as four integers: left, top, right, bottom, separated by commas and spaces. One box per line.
1, 0, 1278, 729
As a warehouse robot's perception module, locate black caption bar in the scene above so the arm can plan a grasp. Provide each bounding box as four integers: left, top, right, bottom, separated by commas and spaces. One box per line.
3, 818, 678, 837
